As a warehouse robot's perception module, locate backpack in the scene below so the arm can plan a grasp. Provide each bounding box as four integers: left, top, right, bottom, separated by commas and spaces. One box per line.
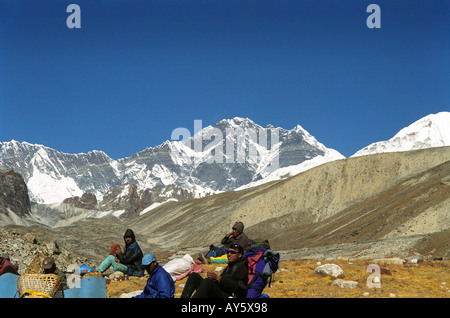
0, 258, 18, 276
250, 238, 271, 250
205, 245, 227, 258
244, 246, 280, 298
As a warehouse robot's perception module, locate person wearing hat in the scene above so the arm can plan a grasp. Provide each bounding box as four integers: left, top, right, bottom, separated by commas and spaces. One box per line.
197, 221, 252, 264
116, 229, 145, 277
133, 253, 175, 298
42, 257, 69, 290
181, 243, 248, 298
221, 221, 252, 253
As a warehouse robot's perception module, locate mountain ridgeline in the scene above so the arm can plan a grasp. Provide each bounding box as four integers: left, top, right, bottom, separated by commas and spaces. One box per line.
0, 117, 343, 222
128, 146, 450, 259
0, 113, 449, 261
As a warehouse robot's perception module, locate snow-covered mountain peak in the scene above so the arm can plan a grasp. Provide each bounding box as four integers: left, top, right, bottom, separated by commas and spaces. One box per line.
1, 118, 344, 207
288, 124, 327, 150
215, 117, 262, 131
395, 111, 450, 145
352, 111, 450, 157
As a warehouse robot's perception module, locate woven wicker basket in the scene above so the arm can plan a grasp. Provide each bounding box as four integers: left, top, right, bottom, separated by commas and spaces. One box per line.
17, 274, 63, 298
24, 253, 47, 274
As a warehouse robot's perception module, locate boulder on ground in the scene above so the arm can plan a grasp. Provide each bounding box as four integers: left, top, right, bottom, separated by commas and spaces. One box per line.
314, 263, 344, 278
331, 278, 359, 289
372, 257, 404, 265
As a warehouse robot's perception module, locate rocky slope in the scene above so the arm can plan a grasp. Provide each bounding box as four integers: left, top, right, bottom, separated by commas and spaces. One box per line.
1, 147, 449, 275
126, 146, 450, 257
0, 226, 91, 275
0, 167, 33, 225
30, 183, 196, 226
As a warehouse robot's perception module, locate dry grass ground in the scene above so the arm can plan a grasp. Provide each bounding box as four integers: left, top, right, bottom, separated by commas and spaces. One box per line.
106, 259, 450, 298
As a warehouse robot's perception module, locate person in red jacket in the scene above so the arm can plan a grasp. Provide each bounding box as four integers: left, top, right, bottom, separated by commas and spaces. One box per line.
0, 254, 18, 276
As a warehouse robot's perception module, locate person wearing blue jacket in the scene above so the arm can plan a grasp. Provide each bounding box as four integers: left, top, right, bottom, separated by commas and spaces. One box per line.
133, 253, 175, 298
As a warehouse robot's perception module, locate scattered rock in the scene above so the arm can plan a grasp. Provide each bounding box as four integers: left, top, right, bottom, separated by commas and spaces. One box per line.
109, 271, 125, 279
331, 278, 359, 289
373, 257, 404, 265
0, 228, 91, 274
119, 290, 142, 298
314, 264, 344, 278
371, 276, 381, 285
63, 193, 98, 210
403, 255, 424, 267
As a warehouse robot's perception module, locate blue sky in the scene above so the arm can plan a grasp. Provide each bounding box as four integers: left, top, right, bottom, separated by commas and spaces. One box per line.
0, 0, 448, 159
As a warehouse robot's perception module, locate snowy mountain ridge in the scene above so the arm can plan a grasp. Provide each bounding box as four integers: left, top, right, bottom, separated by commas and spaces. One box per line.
352, 111, 450, 157
0, 117, 344, 207
1, 112, 448, 224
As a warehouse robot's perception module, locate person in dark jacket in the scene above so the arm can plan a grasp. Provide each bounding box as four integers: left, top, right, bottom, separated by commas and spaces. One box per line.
116, 229, 145, 277
198, 221, 253, 264
181, 243, 248, 298
220, 221, 252, 253
133, 254, 175, 298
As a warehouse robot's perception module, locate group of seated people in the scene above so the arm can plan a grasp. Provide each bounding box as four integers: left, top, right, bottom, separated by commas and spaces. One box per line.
1, 222, 254, 299
99, 222, 253, 298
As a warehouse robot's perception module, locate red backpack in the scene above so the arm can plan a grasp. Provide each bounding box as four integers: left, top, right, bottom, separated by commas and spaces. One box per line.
0, 258, 19, 275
